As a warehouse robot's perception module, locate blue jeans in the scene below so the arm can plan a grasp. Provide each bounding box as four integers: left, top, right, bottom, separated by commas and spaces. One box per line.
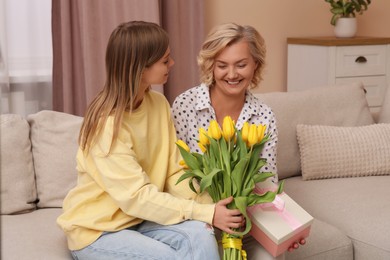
71, 220, 219, 260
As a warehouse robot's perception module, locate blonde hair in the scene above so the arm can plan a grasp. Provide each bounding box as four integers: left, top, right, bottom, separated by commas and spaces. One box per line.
198, 23, 266, 89
79, 21, 169, 153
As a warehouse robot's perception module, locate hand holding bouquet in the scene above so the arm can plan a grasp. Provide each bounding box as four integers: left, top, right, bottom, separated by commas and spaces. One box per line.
176, 116, 283, 260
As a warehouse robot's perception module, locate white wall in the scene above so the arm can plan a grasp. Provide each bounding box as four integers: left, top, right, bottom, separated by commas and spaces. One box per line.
204, 0, 390, 93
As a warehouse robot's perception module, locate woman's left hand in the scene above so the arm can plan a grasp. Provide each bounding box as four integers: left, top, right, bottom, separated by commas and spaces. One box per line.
287, 238, 306, 252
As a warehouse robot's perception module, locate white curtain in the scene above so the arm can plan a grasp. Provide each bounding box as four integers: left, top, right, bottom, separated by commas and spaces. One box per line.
0, 0, 10, 114
0, 0, 52, 117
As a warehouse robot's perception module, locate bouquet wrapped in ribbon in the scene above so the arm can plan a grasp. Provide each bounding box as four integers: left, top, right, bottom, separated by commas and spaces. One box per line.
176, 116, 283, 260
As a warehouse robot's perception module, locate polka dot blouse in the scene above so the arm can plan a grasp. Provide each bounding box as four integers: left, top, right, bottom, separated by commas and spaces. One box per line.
171, 83, 279, 182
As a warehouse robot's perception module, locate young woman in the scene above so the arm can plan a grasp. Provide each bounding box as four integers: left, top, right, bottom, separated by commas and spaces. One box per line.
172, 22, 304, 260
57, 21, 243, 260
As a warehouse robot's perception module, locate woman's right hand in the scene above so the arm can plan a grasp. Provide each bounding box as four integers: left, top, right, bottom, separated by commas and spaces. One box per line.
212, 196, 244, 234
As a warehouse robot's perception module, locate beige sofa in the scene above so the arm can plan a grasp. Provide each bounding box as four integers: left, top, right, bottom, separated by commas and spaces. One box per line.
1, 83, 389, 260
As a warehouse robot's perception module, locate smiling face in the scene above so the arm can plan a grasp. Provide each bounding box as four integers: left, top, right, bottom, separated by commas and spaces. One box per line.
212, 40, 258, 98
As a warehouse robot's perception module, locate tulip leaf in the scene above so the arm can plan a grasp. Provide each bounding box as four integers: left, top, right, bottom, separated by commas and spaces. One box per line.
242, 183, 255, 197
208, 137, 220, 167
277, 180, 285, 194
188, 177, 198, 193
231, 156, 250, 193
192, 153, 204, 167
253, 172, 275, 183
247, 191, 277, 207
199, 168, 222, 193
236, 130, 248, 159
176, 171, 197, 185
231, 147, 240, 165
258, 134, 270, 146
177, 145, 201, 170
219, 138, 231, 173
232, 196, 252, 236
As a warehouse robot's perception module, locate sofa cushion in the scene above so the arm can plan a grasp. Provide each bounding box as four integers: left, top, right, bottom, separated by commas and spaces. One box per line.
27, 110, 83, 208
286, 219, 353, 260
0, 114, 37, 214
283, 176, 390, 260
0, 208, 70, 259
254, 83, 374, 180
378, 86, 390, 123
296, 124, 390, 180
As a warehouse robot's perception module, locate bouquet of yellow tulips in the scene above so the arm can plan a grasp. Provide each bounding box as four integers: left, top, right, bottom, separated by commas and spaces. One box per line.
176, 116, 283, 260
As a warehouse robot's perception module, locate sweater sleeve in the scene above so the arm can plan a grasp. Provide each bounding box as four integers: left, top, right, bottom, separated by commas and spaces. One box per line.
87, 118, 215, 225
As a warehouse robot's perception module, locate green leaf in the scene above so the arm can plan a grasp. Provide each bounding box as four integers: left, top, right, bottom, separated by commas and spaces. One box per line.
236, 130, 248, 159
219, 138, 231, 173
208, 137, 220, 166
230, 156, 250, 194
176, 170, 197, 184
258, 134, 270, 146
246, 153, 265, 179
253, 172, 275, 183
277, 180, 285, 194
199, 168, 222, 192
253, 159, 267, 175
247, 191, 277, 207
188, 177, 199, 193
222, 173, 233, 198
176, 145, 201, 170
232, 196, 252, 236
192, 169, 206, 178
241, 179, 255, 197
231, 147, 240, 165
330, 7, 344, 14
331, 14, 339, 25
192, 153, 204, 167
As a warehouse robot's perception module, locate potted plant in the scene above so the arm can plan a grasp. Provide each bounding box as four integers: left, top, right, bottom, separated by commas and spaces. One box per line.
325, 0, 371, 37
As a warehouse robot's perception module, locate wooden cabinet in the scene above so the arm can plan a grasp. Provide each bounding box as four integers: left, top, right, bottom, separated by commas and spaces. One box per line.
287, 37, 390, 115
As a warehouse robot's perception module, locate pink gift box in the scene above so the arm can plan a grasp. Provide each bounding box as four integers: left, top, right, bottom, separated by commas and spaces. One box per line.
247, 192, 314, 257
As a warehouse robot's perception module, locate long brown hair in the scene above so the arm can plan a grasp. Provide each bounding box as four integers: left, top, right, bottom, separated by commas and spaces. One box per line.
79, 21, 169, 153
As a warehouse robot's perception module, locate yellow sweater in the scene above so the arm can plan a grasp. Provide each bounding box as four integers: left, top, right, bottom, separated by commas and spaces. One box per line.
57, 91, 214, 250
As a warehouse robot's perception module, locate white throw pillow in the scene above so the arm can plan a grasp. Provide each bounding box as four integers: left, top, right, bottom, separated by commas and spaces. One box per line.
296, 124, 390, 180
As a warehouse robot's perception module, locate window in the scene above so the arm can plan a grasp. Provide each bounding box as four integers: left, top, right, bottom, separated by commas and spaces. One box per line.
0, 0, 52, 116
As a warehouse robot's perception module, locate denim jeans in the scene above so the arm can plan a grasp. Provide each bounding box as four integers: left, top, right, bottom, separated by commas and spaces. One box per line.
71, 220, 219, 260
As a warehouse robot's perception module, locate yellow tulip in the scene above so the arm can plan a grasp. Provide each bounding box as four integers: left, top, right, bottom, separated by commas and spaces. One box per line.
247, 124, 258, 147
257, 124, 267, 143
176, 140, 190, 152
208, 120, 222, 140
241, 122, 249, 142
199, 127, 209, 145
179, 159, 188, 169
198, 142, 207, 153
222, 116, 235, 141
